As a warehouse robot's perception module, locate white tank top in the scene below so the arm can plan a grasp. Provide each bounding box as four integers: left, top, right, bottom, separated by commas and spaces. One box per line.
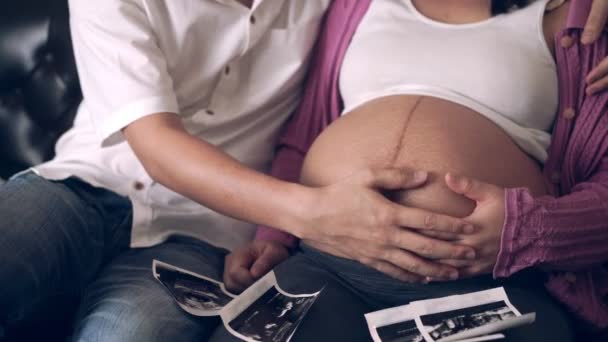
340, 0, 558, 163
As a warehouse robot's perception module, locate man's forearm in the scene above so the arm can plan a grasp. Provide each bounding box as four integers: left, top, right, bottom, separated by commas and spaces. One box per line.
124, 113, 480, 282
255, 142, 308, 247
124, 113, 311, 237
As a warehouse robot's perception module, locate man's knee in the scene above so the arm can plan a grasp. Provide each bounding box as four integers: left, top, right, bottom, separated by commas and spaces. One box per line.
73, 273, 220, 342
74, 305, 220, 342
73, 241, 227, 342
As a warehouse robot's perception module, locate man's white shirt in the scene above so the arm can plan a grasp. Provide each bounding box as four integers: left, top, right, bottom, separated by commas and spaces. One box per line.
33, 0, 330, 250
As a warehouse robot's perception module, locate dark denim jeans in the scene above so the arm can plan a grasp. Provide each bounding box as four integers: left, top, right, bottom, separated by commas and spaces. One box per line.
0, 172, 226, 341
210, 244, 574, 342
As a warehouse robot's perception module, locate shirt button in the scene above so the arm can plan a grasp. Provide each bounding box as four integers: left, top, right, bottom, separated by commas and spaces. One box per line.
206, 109, 215, 115
133, 181, 145, 191
564, 272, 577, 284
224, 66, 231, 75
551, 171, 561, 184
250, 15, 256, 25
563, 107, 576, 120
560, 35, 574, 49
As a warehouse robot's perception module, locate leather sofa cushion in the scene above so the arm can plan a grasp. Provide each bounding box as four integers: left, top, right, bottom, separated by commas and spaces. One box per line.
0, 0, 81, 179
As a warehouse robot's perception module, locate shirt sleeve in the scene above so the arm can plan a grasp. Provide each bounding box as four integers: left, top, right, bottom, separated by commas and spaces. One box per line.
69, 0, 179, 145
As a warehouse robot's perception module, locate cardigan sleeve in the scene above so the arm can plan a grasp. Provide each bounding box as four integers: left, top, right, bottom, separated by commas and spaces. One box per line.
494, 159, 608, 277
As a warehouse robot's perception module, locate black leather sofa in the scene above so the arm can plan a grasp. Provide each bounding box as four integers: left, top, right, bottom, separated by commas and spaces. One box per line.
0, 0, 81, 339
0, 0, 81, 182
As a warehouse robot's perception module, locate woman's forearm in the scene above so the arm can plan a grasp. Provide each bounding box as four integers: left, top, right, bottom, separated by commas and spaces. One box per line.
495, 158, 608, 277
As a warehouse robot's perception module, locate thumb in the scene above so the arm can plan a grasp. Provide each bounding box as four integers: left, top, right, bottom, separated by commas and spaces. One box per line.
250, 244, 289, 278
445, 173, 498, 202
365, 168, 428, 190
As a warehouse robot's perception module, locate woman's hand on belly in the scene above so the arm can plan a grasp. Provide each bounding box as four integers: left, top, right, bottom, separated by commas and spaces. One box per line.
430, 174, 507, 279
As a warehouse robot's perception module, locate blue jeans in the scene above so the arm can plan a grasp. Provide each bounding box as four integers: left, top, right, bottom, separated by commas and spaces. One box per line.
0, 173, 226, 341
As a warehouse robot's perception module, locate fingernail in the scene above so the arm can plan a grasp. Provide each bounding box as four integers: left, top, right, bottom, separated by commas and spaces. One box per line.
414, 171, 428, 182
582, 33, 593, 45
449, 271, 459, 280
466, 250, 476, 259
463, 224, 475, 234
423, 277, 432, 284
448, 173, 462, 184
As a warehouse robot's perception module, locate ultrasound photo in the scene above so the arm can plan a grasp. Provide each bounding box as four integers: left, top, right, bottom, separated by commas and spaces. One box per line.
154, 262, 321, 341
227, 287, 318, 342
376, 320, 425, 342
367, 288, 534, 342
420, 301, 515, 341
153, 260, 235, 316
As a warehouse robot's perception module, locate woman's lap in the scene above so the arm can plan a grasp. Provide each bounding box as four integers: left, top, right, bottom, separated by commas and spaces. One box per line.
209, 249, 375, 342
211, 244, 573, 342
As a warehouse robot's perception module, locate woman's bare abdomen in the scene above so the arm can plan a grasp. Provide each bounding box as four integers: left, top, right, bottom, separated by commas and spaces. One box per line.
300, 95, 547, 218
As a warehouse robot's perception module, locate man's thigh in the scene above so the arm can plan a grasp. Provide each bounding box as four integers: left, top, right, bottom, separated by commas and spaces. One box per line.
0, 172, 131, 332
209, 252, 375, 342
73, 237, 228, 342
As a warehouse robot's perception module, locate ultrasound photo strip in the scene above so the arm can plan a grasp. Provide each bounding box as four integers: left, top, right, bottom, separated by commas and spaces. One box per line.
153, 260, 322, 342
153, 260, 236, 316
365, 304, 504, 342
365, 304, 426, 342
221, 271, 321, 342
411, 287, 535, 342
364, 287, 536, 342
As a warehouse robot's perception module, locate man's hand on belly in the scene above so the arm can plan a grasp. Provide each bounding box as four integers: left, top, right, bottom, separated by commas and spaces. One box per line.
430, 173, 506, 279
299, 168, 479, 283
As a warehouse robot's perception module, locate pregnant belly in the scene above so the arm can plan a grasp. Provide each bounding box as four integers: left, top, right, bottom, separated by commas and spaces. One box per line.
300, 95, 547, 218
